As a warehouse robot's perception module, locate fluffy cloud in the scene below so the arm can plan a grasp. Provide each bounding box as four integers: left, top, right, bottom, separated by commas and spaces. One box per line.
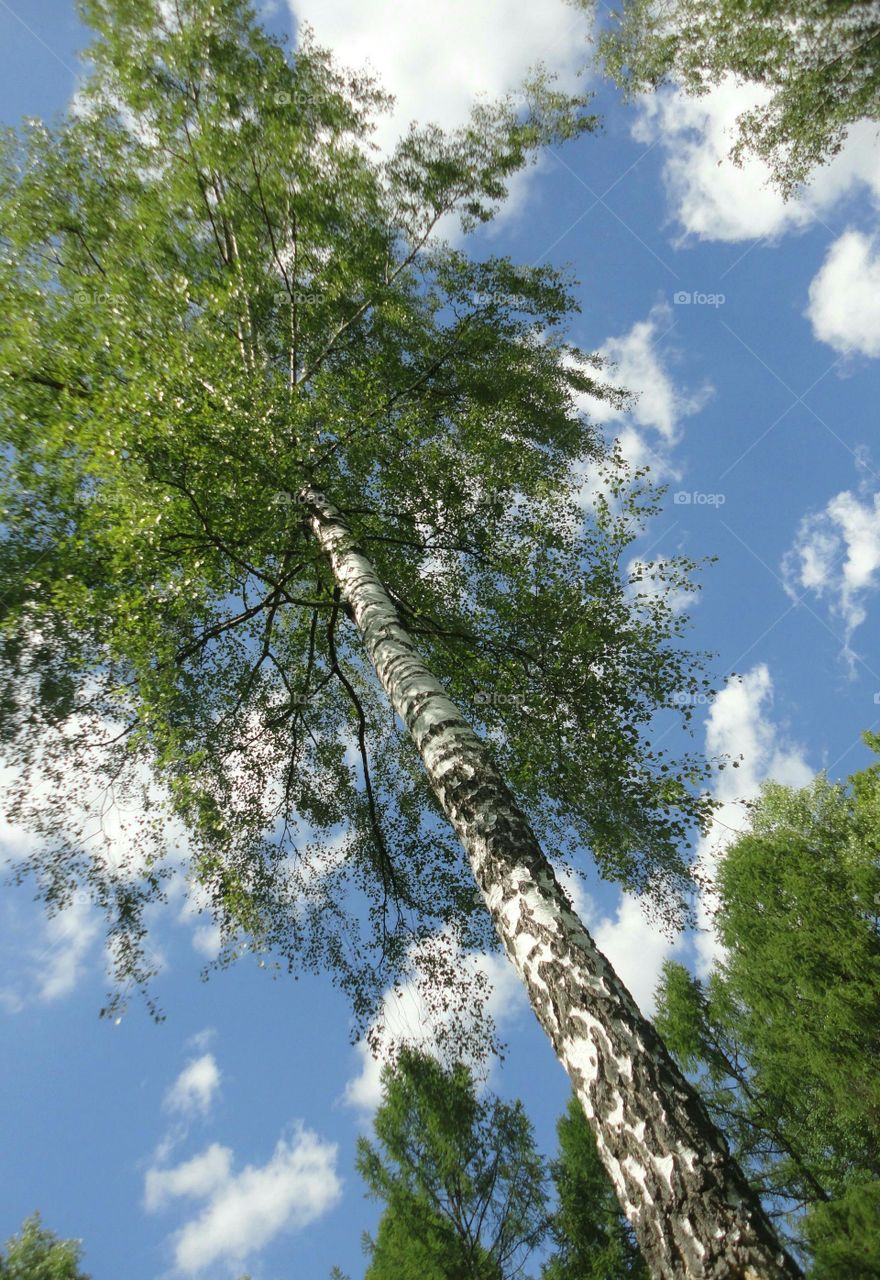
289, 0, 588, 149
34, 897, 102, 1003
634, 80, 880, 244
574, 303, 712, 492
693, 665, 812, 974
589, 893, 685, 1016
0, 775, 100, 1007
145, 1144, 233, 1212
806, 230, 880, 358
551, 673, 809, 999
287, 0, 589, 238
343, 933, 526, 1112
163, 1053, 222, 1119
176, 885, 223, 961
782, 487, 880, 661
582, 304, 711, 442
146, 1126, 341, 1275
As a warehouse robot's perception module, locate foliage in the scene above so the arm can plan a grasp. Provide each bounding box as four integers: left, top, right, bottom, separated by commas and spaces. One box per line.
541, 1095, 647, 1280
587, 0, 880, 196
653, 733, 880, 1268
356, 1049, 548, 1279
803, 1179, 880, 1280
0, 1215, 90, 1280
0, 0, 715, 1031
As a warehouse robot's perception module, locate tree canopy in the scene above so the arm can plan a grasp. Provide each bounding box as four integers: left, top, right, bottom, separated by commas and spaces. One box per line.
0, 1215, 90, 1280
353, 1054, 649, 1280
0, 0, 714, 1032
586, 0, 880, 196
654, 733, 880, 1273
356, 1049, 549, 1279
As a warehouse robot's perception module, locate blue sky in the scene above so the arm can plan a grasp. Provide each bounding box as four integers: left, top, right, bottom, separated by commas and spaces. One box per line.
1, 2, 879, 1278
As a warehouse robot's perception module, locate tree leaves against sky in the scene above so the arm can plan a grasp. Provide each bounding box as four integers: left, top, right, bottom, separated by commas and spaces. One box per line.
654, 734, 880, 1274
1, 0, 714, 1034
587, 0, 880, 197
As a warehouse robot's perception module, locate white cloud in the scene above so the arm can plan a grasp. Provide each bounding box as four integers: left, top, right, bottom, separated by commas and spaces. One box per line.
177, 885, 223, 961
146, 1127, 342, 1275
187, 1028, 216, 1052
343, 933, 525, 1113
590, 892, 684, 1016
806, 230, 880, 357
164, 1053, 222, 1119
634, 79, 808, 243
34, 897, 101, 1003
634, 80, 880, 244
693, 665, 812, 974
574, 304, 711, 500
289, 0, 588, 148
782, 487, 880, 661
581, 304, 710, 444
191, 924, 222, 959
145, 1143, 233, 1212
0, 786, 100, 1008
288, 0, 590, 235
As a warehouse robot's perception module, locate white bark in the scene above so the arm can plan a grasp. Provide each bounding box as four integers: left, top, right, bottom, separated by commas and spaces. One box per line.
306, 490, 802, 1280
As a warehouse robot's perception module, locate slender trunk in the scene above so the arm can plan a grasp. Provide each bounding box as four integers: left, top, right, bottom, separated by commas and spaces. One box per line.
306, 490, 802, 1280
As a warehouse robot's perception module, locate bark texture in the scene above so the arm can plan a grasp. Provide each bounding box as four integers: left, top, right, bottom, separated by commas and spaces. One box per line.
306, 490, 803, 1280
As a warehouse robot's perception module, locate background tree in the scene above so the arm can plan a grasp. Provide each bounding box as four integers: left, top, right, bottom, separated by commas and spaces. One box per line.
584, 0, 880, 196
654, 733, 880, 1274
542, 1094, 647, 1280
0, 1, 802, 1272
0, 1214, 90, 1280
356, 1049, 549, 1280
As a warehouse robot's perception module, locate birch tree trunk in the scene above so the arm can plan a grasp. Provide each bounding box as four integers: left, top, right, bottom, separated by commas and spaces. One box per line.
305, 490, 802, 1280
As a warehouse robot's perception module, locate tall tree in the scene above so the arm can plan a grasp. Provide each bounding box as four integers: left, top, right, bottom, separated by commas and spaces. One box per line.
654, 735, 880, 1274
583, 0, 880, 196
0, 1214, 91, 1280
543, 1094, 648, 1280
356, 1049, 548, 1279
0, 1, 800, 1273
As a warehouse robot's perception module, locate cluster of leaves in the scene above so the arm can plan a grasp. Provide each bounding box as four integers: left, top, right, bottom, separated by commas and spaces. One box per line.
1, 0, 714, 1030
0, 1214, 90, 1280
589, 0, 880, 196
352, 1049, 645, 1280
654, 733, 880, 1275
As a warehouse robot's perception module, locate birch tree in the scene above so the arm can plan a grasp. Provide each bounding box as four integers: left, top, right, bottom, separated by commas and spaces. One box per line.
0, 1, 800, 1274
